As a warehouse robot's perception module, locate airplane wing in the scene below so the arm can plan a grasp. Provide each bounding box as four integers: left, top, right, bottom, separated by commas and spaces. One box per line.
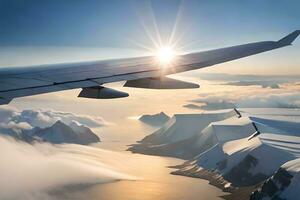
0, 30, 299, 105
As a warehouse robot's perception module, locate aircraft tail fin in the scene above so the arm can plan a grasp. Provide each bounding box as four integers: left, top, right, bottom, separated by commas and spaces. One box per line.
277, 30, 300, 45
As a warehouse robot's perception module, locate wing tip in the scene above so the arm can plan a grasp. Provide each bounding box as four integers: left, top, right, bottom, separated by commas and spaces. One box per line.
277, 30, 300, 45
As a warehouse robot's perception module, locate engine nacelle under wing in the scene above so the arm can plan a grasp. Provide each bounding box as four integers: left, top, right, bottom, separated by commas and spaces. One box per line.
78, 86, 129, 99
124, 77, 199, 89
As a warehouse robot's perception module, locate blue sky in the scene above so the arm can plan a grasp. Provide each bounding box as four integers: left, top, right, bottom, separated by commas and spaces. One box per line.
0, 0, 299, 74
0, 0, 299, 47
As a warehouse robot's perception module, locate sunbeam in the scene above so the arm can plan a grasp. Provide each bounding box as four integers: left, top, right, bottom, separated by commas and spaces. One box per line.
130, 0, 192, 61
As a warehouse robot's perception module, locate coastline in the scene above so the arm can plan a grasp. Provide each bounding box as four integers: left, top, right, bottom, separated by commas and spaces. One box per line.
170, 162, 258, 200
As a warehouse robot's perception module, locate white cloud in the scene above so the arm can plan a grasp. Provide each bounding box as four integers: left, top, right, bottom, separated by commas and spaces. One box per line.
0, 107, 132, 199
189, 83, 300, 110
237, 93, 300, 108
0, 121, 32, 134
0, 106, 18, 122
0, 135, 136, 200
0, 107, 111, 129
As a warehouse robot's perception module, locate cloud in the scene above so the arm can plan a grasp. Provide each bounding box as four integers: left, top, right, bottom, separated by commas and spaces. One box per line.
187, 81, 300, 110
190, 98, 236, 110
0, 107, 133, 199
0, 121, 32, 134
190, 92, 300, 110
0, 135, 136, 200
0, 106, 18, 122
223, 81, 280, 89
0, 107, 110, 129
195, 73, 300, 82
237, 93, 300, 108
183, 104, 203, 110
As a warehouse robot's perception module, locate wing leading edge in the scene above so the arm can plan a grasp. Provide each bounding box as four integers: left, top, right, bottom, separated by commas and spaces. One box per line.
0, 30, 299, 104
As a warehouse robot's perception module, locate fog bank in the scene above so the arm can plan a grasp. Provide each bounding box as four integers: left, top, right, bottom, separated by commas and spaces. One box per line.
0, 136, 136, 200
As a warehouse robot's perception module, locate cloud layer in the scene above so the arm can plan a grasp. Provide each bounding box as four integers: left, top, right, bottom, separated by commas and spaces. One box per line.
187, 81, 300, 110
0, 107, 110, 129
223, 81, 280, 89
190, 92, 300, 110
0, 135, 135, 200
195, 73, 300, 82
0, 107, 127, 199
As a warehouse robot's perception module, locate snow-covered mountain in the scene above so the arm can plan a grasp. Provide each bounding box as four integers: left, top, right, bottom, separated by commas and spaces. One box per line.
33, 120, 100, 145
139, 112, 170, 126
169, 111, 300, 193
131, 108, 300, 198
129, 109, 241, 159
0, 120, 100, 145
137, 109, 238, 145
174, 132, 300, 187
250, 158, 300, 200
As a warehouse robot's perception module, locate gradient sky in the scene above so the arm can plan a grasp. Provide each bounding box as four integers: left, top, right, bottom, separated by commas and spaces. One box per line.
0, 0, 299, 46
0, 0, 299, 74
1, 0, 299, 137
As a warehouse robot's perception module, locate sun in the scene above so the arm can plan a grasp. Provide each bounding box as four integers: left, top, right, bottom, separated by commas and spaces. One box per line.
156, 46, 176, 65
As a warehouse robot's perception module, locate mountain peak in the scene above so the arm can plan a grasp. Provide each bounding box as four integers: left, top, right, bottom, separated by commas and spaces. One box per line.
139, 112, 170, 127
33, 120, 100, 145
52, 120, 67, 127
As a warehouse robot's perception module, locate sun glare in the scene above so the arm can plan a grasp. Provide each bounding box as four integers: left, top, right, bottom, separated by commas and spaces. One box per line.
156, 46, 176, 65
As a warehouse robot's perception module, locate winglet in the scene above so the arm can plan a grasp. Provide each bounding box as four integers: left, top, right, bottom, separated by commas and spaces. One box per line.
277, 30, 300, 45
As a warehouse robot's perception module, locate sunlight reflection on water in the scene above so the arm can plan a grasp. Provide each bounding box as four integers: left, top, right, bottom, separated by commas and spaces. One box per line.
55, 144, 225, 200
53, 119, 225, 200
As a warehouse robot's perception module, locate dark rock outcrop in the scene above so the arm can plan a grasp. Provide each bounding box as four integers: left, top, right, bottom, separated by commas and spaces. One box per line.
249, 167, 293, 200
